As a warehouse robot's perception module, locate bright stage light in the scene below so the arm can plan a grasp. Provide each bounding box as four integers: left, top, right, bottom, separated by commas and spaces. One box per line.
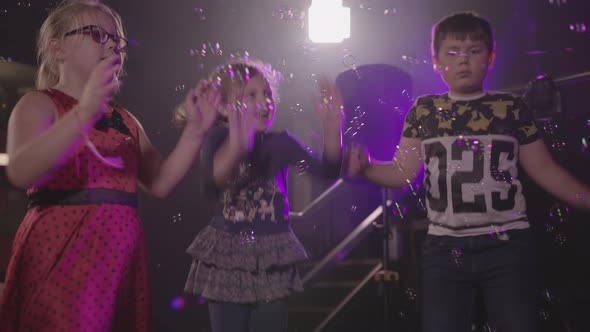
308, 0, 350, 43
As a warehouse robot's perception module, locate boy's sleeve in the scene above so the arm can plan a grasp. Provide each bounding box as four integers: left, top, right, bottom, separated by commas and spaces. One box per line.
281, 131, 341, 179
514, 96, 541, 145
402, 98, 422, 138
199, 126, 229, 197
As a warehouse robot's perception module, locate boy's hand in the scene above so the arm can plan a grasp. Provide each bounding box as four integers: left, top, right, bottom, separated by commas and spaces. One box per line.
346, 143, 371, 178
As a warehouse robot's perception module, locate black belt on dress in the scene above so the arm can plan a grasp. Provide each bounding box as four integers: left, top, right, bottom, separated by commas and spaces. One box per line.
27, 188, 138, 208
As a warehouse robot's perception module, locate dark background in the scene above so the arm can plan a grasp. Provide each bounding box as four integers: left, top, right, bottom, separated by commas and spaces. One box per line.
1, 0, 590, 331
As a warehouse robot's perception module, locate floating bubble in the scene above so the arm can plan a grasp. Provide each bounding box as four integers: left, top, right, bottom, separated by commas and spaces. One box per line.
468, 181, 487, 193
112, 137, 135, 163
404, 182, 419, 196
308, 73, 320, 83
542, 120, 566, 152
278, 71, 295, 85
401, 90, 413, 103
548, 203, 570, 223
194, 7, 206, 20
344, 106, 366, 139
172, 212, 182, 223
582, 137, 589, 152
544, 222, 555, 233
16, 1, 32, 8
489, 225, 510, 241
450, 248, 463, 267
390, 106, 405, 117
383, 8, 397, 15
551, 140, 567, 151
481, 323, 496, 332
228, 49, 250, 62
359, 2, 373, 10
288, 103, 305, 119
437, 107, 459, 121
405, 287, 417, 301
542, 288, 556, 304
296, 159, 311, 175
554, 232, 567, 245
454, 136, 485, 151
303, 130, 320, 145
239, 228, 256, 245
401, 55, 429, 66
526, 50, 548, 55
272, 7, 305, 21
350, 205, 357, 213
391, 202, 407, 219
539, 308, 551, 321
342, 53, 358, 69
569, 22, 587, 33
416, 198, 426, 212
189, 41, 223, 58
548, 0, 568, 6
417, 124, 429, 137
444, 160, 462, 174
491, 165, 513, 183
170, 296, 186, 310
299, 41, 319, 61
174, 84, 186, 93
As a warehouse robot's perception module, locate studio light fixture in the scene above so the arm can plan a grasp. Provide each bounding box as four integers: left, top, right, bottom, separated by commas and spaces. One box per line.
308, 0, 350, 43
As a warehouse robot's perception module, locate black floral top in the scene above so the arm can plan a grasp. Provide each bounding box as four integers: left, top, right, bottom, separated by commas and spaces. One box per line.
201, 126, 341, 233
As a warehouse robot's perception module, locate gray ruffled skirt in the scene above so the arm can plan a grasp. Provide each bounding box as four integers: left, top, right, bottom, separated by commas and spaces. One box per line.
184, 223, 307, 303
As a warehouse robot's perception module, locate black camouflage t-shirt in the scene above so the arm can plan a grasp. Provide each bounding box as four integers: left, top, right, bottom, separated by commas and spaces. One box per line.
402, 92, 540, 236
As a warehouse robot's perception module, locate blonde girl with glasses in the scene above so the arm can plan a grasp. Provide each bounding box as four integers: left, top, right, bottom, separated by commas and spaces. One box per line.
0, 1, 218, 330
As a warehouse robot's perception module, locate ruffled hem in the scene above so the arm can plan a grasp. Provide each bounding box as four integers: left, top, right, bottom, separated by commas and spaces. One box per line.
184, 261, 303, 303
185, 225, 308, 271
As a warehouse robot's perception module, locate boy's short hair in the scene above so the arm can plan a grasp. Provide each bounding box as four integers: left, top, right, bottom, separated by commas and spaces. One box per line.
432, 12, 495, 57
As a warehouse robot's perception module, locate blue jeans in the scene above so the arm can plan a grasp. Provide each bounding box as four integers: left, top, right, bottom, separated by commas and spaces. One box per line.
421, 229, 539, 332
208, 299, 288, 332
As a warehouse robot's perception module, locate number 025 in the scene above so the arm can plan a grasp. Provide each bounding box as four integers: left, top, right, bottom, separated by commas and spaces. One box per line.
424, 139, 517, 213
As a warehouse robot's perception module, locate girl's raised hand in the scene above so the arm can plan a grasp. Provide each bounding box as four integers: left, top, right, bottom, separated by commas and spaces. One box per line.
313, 77, 345, 134
183, 80, 220, 137
78, 55, 122, 118
226, 89, 256, 155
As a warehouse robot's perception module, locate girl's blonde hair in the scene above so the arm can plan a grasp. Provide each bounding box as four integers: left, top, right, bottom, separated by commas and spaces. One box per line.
36, 0, 126, 89
173, 60, 282, 127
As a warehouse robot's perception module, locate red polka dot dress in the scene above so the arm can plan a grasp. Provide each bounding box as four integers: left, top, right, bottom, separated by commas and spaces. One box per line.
0, 89, 153, 331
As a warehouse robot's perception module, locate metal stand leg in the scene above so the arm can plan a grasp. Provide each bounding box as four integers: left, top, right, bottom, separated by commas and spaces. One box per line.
374, 187, 399, 331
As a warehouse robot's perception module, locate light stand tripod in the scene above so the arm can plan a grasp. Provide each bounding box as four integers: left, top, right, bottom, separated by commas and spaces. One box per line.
374, 187, 399, 331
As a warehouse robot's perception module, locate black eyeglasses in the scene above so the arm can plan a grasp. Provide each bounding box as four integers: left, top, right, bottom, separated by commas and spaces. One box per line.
64, 25, 128, 52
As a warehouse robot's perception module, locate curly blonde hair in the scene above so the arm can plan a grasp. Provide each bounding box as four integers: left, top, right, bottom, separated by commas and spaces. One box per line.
173, 59, 282, 127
